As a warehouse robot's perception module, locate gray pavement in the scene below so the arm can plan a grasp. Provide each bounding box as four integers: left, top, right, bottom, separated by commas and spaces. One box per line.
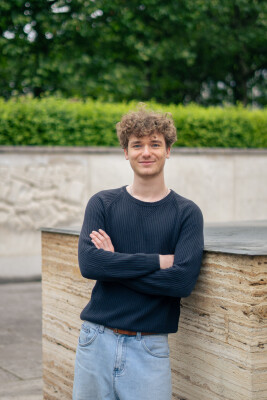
0, 281, 42, 400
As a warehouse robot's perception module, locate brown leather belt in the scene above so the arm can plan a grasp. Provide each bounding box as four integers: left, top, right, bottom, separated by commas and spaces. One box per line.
107, 327, 157, 336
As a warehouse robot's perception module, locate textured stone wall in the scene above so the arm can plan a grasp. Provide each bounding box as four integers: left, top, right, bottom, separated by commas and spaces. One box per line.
1, 147, 267, 278
0, 157, 85, 232
42, 231, 267, 400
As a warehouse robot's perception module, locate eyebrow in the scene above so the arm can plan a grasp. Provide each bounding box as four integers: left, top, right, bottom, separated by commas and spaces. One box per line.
129, 139, 163, 145
130, 140, 142, 144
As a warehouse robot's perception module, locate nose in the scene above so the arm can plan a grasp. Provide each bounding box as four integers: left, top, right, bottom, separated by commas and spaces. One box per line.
142, 145, 151, 157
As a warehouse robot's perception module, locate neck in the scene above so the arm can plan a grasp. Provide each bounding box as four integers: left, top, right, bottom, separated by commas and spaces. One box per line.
129, 175, 169, 202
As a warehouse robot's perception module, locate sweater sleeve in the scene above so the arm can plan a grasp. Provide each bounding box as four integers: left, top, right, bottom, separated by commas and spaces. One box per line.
78, 194, 160, 280
116, 204, 204, 297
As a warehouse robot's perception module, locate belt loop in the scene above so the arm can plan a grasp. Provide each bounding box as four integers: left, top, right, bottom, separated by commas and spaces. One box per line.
99, 325, 105, 334
136, 332, 142, 341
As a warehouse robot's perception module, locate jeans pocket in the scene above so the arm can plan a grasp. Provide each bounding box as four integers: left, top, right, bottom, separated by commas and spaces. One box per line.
78, 322, 99, 347
141, 334, 170, 358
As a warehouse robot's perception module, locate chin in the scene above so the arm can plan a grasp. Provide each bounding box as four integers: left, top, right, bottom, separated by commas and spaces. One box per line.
135, 169, 162, 178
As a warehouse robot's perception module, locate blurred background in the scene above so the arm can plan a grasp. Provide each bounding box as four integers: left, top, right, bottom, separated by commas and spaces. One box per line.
0, 1, 266, 399
1, 0, 266, 105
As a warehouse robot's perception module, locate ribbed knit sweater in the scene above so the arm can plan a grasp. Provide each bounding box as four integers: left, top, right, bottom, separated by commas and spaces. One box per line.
78, 185, 204, 334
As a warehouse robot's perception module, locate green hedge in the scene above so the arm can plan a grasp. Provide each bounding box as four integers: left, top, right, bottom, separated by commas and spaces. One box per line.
0, 97, 266, 147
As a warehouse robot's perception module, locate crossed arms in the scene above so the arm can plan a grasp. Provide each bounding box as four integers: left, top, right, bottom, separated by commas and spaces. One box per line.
78, 194, 204, 298
90, 229, 174, 270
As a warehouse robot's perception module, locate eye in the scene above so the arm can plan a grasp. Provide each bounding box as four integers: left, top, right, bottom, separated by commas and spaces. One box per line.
151, 143, 160, 147
133, 144, 141, 148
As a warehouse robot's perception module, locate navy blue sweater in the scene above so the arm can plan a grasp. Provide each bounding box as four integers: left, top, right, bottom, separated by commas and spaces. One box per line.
78, 185, 204, 333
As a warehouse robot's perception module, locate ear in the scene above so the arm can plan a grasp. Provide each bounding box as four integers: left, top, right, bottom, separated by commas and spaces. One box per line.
166, 147, 171, 159
124, 148, 129, 160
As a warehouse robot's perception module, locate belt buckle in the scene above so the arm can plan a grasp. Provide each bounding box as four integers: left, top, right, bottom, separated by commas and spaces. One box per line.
114, 328, 118, 333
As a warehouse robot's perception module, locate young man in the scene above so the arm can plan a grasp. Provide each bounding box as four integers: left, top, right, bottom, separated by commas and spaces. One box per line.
73, 106, 204, 400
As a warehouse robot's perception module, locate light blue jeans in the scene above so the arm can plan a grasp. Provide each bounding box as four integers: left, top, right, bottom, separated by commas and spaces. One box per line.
73, 320, 172, 400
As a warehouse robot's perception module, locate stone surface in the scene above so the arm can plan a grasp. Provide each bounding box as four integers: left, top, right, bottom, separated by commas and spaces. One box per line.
204, 220, 267, 255
0, 157, 86, 233
170, 251, 267, 400
41, 219, 267, 255
42, 231, 267, 400
165, 154, 235, 222
234, 156, 267, 220
0, 282, 42, 400
42, 233, 87, 400
0, 255, 41, 280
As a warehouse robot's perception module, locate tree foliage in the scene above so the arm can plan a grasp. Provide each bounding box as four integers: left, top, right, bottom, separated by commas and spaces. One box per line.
0, 0, 266, 105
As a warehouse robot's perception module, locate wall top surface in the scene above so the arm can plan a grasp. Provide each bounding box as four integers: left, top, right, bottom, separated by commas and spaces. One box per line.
41, 220, 267, 256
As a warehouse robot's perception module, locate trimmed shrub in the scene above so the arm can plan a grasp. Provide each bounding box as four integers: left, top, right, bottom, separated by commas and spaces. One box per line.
0, 97, 266, 147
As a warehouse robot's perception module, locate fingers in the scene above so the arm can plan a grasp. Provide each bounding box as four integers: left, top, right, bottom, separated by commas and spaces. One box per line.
91, 239, 100, 249
90, 229, 106, 237
90, 233, 103, 246
90, 230, 107, 242
98, 229, 110, 239
89, 229, 114, 252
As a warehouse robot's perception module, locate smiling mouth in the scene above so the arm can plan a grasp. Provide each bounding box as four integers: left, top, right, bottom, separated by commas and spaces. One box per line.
139, 161, 155, 164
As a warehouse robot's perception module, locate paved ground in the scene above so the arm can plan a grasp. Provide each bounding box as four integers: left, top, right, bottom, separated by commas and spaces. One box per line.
0, 281, 42, 400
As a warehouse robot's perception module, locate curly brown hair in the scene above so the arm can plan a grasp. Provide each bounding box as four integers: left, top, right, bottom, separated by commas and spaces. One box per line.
116, 104, 177, 149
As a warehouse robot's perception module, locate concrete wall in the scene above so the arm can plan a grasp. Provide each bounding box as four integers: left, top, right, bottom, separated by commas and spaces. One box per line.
1, 146, 267, 279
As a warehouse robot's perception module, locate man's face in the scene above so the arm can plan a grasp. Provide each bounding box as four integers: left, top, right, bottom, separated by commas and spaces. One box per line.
124, 133, 170, 178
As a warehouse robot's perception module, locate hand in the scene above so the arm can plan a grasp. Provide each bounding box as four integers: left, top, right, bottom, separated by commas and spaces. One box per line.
159, 254, 174, 269
89, 229, 115, 252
